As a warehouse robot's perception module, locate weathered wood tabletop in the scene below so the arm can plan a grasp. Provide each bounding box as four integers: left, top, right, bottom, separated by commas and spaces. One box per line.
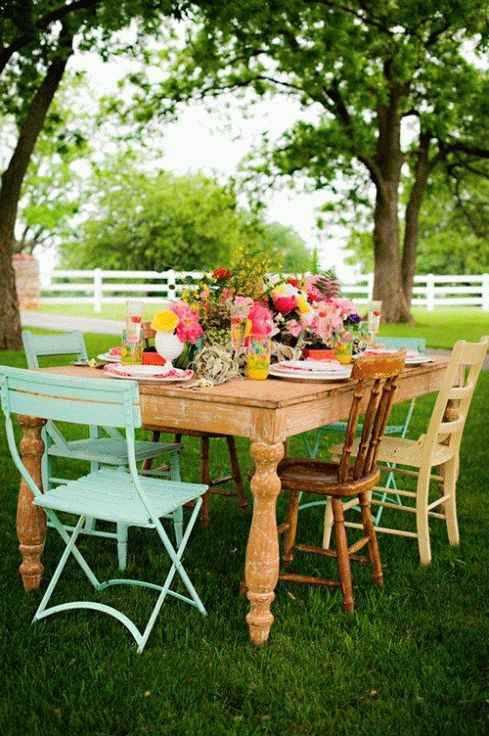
15, 359, 448, 644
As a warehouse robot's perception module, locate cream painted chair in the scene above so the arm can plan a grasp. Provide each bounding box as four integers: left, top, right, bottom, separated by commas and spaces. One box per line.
322, 337, 488, 565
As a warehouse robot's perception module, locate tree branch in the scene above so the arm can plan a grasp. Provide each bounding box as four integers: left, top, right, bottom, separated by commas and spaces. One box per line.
0, 0, 98, 75
445, 142, 489, 159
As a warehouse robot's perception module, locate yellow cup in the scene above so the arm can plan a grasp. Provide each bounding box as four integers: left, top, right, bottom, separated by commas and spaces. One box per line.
335, 341, 353, 365
245, 335, 271, 380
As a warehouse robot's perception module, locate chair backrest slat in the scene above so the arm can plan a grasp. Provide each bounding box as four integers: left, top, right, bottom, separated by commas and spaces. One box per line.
339, 352, 406, 482
22, 331, 88, 369
0, 367, 141, 429
423, 336, 488, 458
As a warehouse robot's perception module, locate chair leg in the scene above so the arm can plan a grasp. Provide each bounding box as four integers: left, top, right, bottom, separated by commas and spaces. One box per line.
359, 492, 383, 587
322, 497, 334, 549
442, 458, 460, 546
416, 467, 432, 565
226, 436, 247, 509
117, 523, 129, 571
332, 498, 354, 613
200, 436, 211, 527
142, 431, 161, 472
173, 507, 183, 546
283, 491, 300, 564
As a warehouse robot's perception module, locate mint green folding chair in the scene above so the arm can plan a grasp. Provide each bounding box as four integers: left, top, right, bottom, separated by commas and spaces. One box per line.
0, 366, 207, 653
22, 330, 182, 569
301, 337, 427, 524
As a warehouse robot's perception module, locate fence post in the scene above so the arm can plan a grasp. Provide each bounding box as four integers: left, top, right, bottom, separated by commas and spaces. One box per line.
93, 268, 103, 313
482, 274, 489, 311
367, 273, 374, 301
426, 273, 435, 311
165, 269, 176, 300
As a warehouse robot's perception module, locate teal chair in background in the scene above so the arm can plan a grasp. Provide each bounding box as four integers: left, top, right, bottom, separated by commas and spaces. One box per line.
22, 330, 182, 569
0, 366, 207, 653
301, 337, 427, 524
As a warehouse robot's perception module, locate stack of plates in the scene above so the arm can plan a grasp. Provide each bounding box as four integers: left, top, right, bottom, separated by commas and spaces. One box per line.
358, 348, 433, 365
269, 360, 352, 382
104, 363, 193, 382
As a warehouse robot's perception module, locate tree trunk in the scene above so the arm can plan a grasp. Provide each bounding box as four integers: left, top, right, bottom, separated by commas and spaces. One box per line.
371, 89, 412, 323
0, 40, 71, 349
372, 181, 411, 322
401, 132, 432, 309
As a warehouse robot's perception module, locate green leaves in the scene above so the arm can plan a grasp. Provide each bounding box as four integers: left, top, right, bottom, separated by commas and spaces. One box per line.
59, 157, 311, 272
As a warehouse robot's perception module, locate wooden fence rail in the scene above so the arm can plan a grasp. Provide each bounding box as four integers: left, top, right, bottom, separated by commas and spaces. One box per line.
40, 268, 489, 313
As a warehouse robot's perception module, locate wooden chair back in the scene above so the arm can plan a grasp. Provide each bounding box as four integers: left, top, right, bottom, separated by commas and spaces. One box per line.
22, 331, 88, 369
339, 352, 406, 482
422, 336, 488, 461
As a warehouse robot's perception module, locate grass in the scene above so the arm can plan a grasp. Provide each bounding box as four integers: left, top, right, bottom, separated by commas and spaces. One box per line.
34, 304, 489, 349
0, 332, 489, 736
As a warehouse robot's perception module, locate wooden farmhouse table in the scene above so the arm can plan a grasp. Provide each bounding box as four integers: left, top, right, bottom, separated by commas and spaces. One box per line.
15, 359, 448, 645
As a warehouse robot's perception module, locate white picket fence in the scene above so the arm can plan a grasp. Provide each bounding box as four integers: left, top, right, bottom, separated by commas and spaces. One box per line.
41, 269, 489, 312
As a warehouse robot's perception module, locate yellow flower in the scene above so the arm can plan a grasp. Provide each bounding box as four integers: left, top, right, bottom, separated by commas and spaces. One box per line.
296, 293, 310, 314
272, 283, 287, 296
151, 309, 180, 332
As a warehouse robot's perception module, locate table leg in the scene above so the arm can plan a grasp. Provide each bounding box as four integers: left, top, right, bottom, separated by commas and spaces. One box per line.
245, 440, 284, 645
16, 415, 46, 591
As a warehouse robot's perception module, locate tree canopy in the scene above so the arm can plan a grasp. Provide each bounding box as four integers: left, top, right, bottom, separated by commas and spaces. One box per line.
0, 0, 193, 348
128, 0, 489, 321
60, 160, 310, 272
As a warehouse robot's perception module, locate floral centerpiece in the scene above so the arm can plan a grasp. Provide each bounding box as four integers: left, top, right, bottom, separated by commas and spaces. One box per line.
264, 271, 362, 359
173, 255, 362, 381
151, 301, 203, 364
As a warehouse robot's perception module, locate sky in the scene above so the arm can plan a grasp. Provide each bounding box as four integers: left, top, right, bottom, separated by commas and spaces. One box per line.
35, 44, 354, 278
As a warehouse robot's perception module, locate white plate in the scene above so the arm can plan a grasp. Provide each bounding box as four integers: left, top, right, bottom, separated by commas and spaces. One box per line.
104, 364, 193, 382
97, 352, 122, 363
269, 364, 351, 382
405, 355, 433, 365
277, 359, 347, 373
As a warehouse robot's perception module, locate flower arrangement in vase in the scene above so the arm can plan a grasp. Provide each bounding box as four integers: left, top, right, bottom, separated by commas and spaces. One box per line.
150, 302, 203, 365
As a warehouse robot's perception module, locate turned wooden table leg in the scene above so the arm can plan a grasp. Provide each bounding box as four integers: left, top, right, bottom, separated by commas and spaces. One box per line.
245, 440, 284, 645
16, 415, 47, 591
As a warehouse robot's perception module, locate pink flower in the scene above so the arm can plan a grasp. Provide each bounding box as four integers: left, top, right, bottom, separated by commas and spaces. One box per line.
334, 298, 357, 318
305, 276, 323, 303
273, 295, 297, 314
171, 301, 204, 345
248, 301, 275, 336
232, 296, 253, 320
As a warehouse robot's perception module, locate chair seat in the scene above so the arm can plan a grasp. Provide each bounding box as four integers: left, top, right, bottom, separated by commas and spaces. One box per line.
48, 438, 179, 465
351, 436, 454, 469
34, 468, 207, 526
278, 459, 380, 497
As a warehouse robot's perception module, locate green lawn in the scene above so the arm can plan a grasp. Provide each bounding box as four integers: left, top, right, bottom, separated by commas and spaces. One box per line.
0, 333, 488, 735
35, 305, 489, 349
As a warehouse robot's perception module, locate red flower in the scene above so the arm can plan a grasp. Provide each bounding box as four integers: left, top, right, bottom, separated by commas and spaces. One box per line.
287, 277, 299, 287
212, 267, 232, 280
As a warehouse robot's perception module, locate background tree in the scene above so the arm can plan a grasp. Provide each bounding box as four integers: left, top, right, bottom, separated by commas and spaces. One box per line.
60, 160, 310, 271
346, 174, 489, 275
0, 0, 190, 349
135, 0, 489, 321
12, 74, 91, 255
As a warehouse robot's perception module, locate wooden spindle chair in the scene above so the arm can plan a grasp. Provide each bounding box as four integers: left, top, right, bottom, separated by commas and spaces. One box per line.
142, 322, 247, 525
277, 352, 406, 613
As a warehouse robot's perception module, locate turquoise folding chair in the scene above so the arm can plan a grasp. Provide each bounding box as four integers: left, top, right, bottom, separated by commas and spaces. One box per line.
22, 330, 182, 569
301, 337, 427, 524
0, 366, 207, 653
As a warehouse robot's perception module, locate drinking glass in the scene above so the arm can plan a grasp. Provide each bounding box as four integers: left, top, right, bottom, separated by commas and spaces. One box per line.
245, 334, 271, 380
367, 300, 382, 345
